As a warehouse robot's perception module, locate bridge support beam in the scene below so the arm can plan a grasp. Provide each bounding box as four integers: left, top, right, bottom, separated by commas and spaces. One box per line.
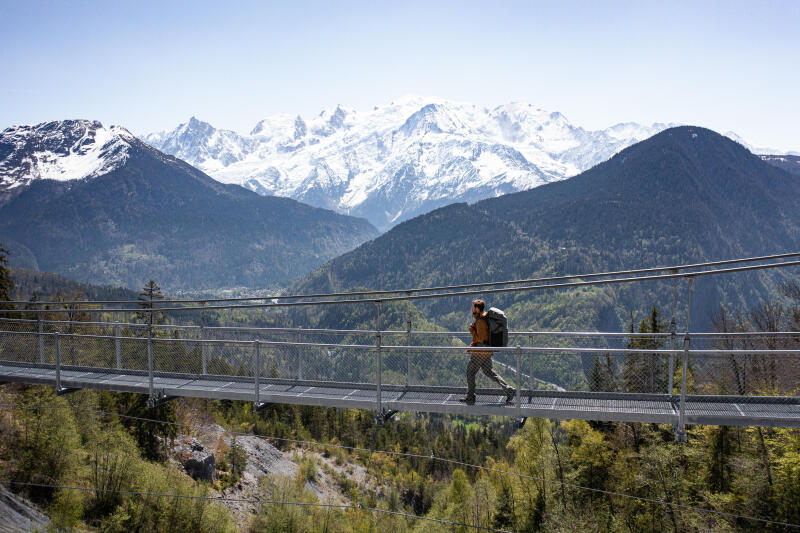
200, 304, 207, 375
115, 322, 121, 369
516, 346, 522, 423
376, 408, 398, 426
38, 311, 44, 364
148, 393, 176, 408
253, 340, 269, 412
668, 273, 677, 397
406, 292, 412, 385
53, 333, 78, 395
675, 277, 693, 443
147, 310, 154, 406
375, 301, 383, 423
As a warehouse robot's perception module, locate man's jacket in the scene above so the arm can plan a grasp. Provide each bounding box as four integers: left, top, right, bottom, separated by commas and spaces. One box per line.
468, 312, 493, 358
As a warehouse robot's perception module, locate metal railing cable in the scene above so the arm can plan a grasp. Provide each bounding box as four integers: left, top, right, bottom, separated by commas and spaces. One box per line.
5, 251, 800, 308
0, 402, 797, 529
6, 327, 800, 356
8, 316, 800, 338
0, 480, 510, 532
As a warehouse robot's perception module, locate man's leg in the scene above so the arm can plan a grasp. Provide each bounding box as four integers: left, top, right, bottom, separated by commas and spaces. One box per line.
464, 356, 480, 402
479, 357, 514, 396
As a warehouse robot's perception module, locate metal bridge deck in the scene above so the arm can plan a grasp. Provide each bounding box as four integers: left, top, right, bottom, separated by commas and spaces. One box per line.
2, 362, 798, 428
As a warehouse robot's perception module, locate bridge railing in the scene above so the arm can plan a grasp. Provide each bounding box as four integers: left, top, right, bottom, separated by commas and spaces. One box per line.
2, 252, 800, 439
1, 323, 798, 399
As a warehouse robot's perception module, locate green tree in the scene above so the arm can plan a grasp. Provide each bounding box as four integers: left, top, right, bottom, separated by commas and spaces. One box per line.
226, 437, 247, 485
0, 243, 15, 309
623, 306, 669, 393
492, 480, 515, 530
115, 393, 177, 461
137, 279, 165, 325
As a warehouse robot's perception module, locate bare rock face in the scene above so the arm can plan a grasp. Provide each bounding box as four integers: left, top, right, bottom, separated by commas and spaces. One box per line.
0, 485, 50, 533
174, 436, 216, 481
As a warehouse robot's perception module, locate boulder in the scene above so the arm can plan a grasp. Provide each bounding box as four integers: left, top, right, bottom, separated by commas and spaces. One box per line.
174, 436, 216, 481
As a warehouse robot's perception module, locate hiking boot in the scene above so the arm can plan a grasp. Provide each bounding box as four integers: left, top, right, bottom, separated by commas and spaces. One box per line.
505, 390, 516, 404
458, 397, 475, 405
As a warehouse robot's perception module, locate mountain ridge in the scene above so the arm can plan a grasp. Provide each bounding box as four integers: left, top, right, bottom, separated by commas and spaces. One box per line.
0, 120, 378, 291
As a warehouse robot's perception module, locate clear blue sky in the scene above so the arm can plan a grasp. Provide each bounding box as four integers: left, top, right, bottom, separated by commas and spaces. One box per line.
1, 0, 798, 150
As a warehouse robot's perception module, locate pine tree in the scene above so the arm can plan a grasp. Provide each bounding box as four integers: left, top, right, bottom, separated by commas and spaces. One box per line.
492, 481, 515, 529
623, 306, 668, 393
0, 244, 15, 310
137, 279, 165, 325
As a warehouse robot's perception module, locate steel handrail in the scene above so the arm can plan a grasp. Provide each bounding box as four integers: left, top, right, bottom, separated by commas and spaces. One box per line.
5, 329, 800, 355
3, 319, 799, 338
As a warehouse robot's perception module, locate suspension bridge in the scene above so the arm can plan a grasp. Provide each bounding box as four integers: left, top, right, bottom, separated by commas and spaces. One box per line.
1, 253, 799, 441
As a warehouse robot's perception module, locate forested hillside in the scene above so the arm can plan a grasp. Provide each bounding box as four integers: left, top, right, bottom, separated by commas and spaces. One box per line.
10, 267, 140, 302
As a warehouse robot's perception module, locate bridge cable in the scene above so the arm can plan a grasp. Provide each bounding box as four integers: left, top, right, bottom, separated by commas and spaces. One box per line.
4, 256, 800, 313
7, 251, 800, 306
1, 402, 798, 529
0, 479, 510, 533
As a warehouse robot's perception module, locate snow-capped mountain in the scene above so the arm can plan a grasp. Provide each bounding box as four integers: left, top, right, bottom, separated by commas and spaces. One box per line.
0, 120, 135, 192
723, 131, 800, 157
0, 119, 378, 290
144, 96, 682, 229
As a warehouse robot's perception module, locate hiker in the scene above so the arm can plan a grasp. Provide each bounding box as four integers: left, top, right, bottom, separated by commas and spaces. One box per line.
459, 299, 515, 405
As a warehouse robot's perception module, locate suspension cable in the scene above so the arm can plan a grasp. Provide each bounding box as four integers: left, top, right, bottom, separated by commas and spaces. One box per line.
5, 251, 800, 308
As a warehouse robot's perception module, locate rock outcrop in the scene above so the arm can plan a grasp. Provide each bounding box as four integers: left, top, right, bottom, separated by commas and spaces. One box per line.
0, 485, 50, 533
173, 436, 216, 481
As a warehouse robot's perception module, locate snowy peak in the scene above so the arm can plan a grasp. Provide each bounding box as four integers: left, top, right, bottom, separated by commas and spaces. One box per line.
723, 131, 800, 156
0, 119, 134, 190
144, 117, 253, 170
145, 96, 782, 230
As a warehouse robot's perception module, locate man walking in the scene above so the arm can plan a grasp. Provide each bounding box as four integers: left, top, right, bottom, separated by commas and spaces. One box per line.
459, 299, 515, 405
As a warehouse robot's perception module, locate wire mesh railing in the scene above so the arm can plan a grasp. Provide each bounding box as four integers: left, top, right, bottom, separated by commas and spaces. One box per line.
1, 324, 798, 396
2, 253, 800, 440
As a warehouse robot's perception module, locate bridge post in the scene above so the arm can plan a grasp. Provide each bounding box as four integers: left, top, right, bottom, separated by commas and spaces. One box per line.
406, 292, 412, 385
38, 310, 44, 364
115, 322, 121, 370
54, 332, 61, 392
529, 350, 534, 392
147, 310, 154, 407
200, 303, 207, 375
516, 346, 522, 422
297, 328, 303, 381
375, 301, 383, 423
668, 273, 678, 397
254, 340, 261, 407
676, 277, 694, 443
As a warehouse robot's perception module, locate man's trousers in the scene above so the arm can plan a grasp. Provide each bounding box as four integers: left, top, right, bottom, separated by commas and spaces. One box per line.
465, 355, 513, 401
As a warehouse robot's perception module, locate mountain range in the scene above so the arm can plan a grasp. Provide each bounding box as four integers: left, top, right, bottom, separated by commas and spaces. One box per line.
0, 120, 377, 290
291, 126, 800, 336
144, 96, 685, 230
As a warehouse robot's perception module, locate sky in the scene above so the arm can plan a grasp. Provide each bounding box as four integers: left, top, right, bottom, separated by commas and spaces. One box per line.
1, 0, 799, 150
